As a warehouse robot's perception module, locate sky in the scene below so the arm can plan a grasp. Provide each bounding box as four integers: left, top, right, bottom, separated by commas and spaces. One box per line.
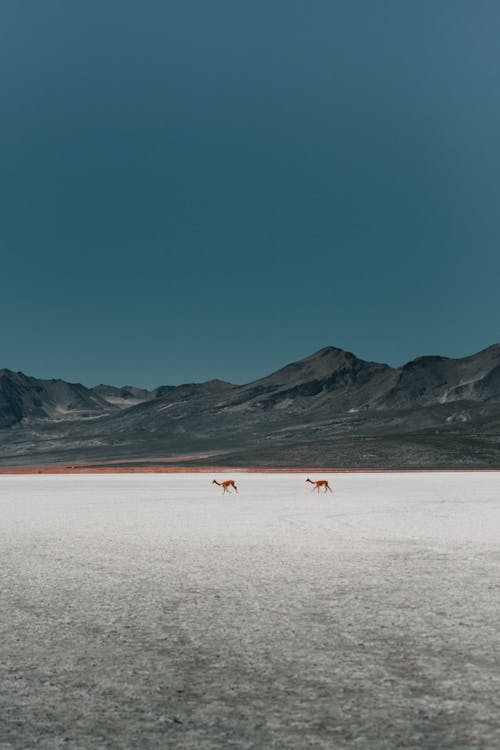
1, 1, 499, 388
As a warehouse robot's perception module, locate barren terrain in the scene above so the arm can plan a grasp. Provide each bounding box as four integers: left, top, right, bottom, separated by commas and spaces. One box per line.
2, 473, 500, 748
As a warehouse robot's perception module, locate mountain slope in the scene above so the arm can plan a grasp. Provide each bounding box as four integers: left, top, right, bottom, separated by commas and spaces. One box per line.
0, 370, 115, 428
222, 347, 397, 414
378, 345, 500, 409
0, 344, 499, 467
92, 384, 155, 409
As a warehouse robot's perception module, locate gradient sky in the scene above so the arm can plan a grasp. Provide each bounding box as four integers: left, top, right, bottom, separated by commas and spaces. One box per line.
1, 1, 499, 388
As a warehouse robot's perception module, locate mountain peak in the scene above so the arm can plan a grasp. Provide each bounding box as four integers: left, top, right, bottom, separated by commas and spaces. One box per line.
315, 345, 346, 355
312, 345, 355, 357
402, 355, 450, 370
302, 346, 360, 366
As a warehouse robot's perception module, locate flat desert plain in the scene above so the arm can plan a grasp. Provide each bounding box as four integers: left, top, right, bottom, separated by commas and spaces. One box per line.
1, 472, 500, 749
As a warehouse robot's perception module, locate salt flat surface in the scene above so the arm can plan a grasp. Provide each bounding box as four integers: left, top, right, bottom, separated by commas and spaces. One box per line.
1, 472, 500, 749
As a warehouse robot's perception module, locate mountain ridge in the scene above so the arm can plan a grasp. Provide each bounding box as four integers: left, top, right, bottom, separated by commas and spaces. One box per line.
1, 344, 499, 467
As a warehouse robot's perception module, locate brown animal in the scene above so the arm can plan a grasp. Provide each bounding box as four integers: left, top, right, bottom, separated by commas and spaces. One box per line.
306, 478, 333, 493
212, 479, 238, 494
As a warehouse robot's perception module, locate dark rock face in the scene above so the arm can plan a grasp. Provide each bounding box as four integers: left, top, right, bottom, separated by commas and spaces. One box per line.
0, 370, 113, 428
92, 384, 155, 408
0, 344, 499, 467
221, 348, 397, 415
380, 346, 500, 409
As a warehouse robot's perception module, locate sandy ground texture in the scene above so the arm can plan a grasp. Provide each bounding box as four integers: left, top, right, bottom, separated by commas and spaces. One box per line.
1, 472, 500, 749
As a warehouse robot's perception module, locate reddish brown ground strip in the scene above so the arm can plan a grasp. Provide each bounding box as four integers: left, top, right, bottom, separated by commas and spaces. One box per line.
0, 463, 498, 474
0, 464, 382, 474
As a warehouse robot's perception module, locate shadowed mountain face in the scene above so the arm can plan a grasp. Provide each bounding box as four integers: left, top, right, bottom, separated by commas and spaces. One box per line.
92, 384, 156, 409
0, 370, 113, 428
220, 347, 397, 413
234, 345, 500, 412
379, 345, 500, 409
0, 345, 499, 467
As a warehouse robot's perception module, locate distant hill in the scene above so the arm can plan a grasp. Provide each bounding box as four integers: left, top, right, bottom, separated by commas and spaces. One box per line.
1, 345, 499, 468
92, 384, 156, 409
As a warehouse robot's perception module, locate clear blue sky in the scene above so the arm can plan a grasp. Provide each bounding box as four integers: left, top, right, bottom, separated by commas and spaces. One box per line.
1, 1, 499, 388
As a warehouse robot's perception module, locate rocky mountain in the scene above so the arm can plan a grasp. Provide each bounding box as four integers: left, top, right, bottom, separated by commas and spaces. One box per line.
378, 345, 500, 409
0, 369, 114, 428
220, 347, 397, 414
1, 344, 499, 467
92, 384, 155, 409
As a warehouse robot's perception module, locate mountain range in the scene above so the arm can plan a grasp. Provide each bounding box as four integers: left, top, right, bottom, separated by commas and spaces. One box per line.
1, 344, 500, 468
